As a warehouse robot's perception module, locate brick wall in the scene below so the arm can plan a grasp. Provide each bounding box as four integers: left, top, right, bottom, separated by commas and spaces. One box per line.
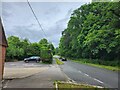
0, 45, 6, 81
0, 45, 2, 81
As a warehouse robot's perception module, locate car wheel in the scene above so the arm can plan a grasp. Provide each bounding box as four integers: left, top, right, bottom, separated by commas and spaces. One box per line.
36, 60, 40, 63
25, 60, 29, 63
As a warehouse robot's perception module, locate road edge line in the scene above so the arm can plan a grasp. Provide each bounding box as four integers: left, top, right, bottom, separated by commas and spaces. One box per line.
55, 82, 58, 90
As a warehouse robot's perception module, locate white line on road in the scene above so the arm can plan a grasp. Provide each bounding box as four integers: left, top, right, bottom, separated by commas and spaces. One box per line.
84, 73, 89, 77
78, 71, 104, 84
55, 82, 58, 90
78, 71, 90, 77
78, 71, 82, 73
93, 78, 104, 84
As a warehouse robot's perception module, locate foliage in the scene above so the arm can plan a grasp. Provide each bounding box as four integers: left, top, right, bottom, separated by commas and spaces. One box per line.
55, 47, 60, 55
55, 58, 64, 65
59, 2, 120, 63
72, 59, 120, 71
40, 48, 52, 60
6, 36, 55, 61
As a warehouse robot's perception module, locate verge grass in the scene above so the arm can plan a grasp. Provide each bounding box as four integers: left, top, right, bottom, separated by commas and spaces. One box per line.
72, 59, 120, 71
55, 58, 64, 65
54, 81, 108, 90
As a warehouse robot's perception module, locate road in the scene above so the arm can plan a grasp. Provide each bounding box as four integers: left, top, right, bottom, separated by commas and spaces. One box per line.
2, 57, 119, 89
59, 59, 119, 88
2, 59, 68, 88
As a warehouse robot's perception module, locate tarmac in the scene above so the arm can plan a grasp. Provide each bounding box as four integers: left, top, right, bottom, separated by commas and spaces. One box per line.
3, 67, 48, 79
2, 58, 68, 88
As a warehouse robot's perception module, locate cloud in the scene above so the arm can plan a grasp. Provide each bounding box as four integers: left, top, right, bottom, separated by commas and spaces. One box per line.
44, 6, 61, 16
6, 24, 45, 42
2, 2, 86, 48
45, 8, 73, 47
2, 2, 13, 19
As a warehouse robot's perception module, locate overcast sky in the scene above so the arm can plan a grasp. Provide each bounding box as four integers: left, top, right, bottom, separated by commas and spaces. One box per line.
2, 1, 89, 47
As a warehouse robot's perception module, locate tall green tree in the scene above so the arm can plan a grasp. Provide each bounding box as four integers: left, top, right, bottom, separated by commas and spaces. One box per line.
6, 36, 24, 60
59, 2, 120, 60
6, 36, 55, 61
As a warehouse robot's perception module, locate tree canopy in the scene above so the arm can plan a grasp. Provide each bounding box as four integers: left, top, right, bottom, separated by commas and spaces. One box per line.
6, 36, 55, 61
59, 2, 120, 60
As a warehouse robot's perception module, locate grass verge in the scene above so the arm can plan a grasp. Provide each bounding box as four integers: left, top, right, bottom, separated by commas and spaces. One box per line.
72, 60, 120, 71
55, 58, 64, 65
54, 81, 108, 90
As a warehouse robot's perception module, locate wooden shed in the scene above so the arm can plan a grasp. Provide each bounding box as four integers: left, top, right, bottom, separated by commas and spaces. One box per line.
0, 18, 8, 81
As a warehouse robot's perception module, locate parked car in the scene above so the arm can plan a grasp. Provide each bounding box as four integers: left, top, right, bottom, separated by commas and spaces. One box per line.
24, 56, 41, 63
61, 57, 67, 61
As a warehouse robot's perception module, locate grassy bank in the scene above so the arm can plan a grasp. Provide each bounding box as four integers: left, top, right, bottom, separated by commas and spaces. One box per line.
55, 81, 108, 90
55, 58, 64, 65
71, 59, 120, 71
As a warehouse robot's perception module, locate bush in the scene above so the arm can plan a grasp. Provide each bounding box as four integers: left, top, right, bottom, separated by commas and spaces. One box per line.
75, 58, 119, 67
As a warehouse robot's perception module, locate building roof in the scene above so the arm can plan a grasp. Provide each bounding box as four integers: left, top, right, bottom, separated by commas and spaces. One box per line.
0, 18, 8, 47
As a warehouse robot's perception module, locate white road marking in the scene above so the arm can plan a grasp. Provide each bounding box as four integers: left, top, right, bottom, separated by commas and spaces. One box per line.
62, 69, 76, 83
55, 82, 58, 90
78, 71, 104, 84
78, 71, 90, 77
78, 71, 82, 73
84, 73, 89, 77
93, 78, 104, 84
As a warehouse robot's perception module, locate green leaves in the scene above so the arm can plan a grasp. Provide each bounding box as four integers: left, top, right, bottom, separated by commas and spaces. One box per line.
6, 36, 25, 60
6, 36, 55, 61
59, 2, 120, 60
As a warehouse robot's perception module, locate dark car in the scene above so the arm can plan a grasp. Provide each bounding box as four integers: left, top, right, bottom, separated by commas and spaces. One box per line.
61, 57, 67, 61
24, 56, 41, 63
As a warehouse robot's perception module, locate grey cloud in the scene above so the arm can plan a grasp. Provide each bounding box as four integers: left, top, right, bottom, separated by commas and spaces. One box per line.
45, 8, 73, 47
2, 3, 13, 18
51, 8, 73, 33
48, 34, 61, 47
44, 6, 61, 16
8, 25, 45, 42
3, 2, 85, 47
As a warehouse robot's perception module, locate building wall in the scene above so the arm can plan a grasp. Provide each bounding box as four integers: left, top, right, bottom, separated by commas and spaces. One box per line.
0, 45, 2, 81
0, 45, 6, 80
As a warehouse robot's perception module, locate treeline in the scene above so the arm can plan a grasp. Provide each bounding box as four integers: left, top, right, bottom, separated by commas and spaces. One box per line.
59, 2, 120, 61
6, 36, 55, 61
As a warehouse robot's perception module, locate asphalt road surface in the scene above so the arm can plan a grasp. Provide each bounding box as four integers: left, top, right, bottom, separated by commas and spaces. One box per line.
2, 57, 119, 89
59, 59, 119, 88
3, 59, 68, 88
